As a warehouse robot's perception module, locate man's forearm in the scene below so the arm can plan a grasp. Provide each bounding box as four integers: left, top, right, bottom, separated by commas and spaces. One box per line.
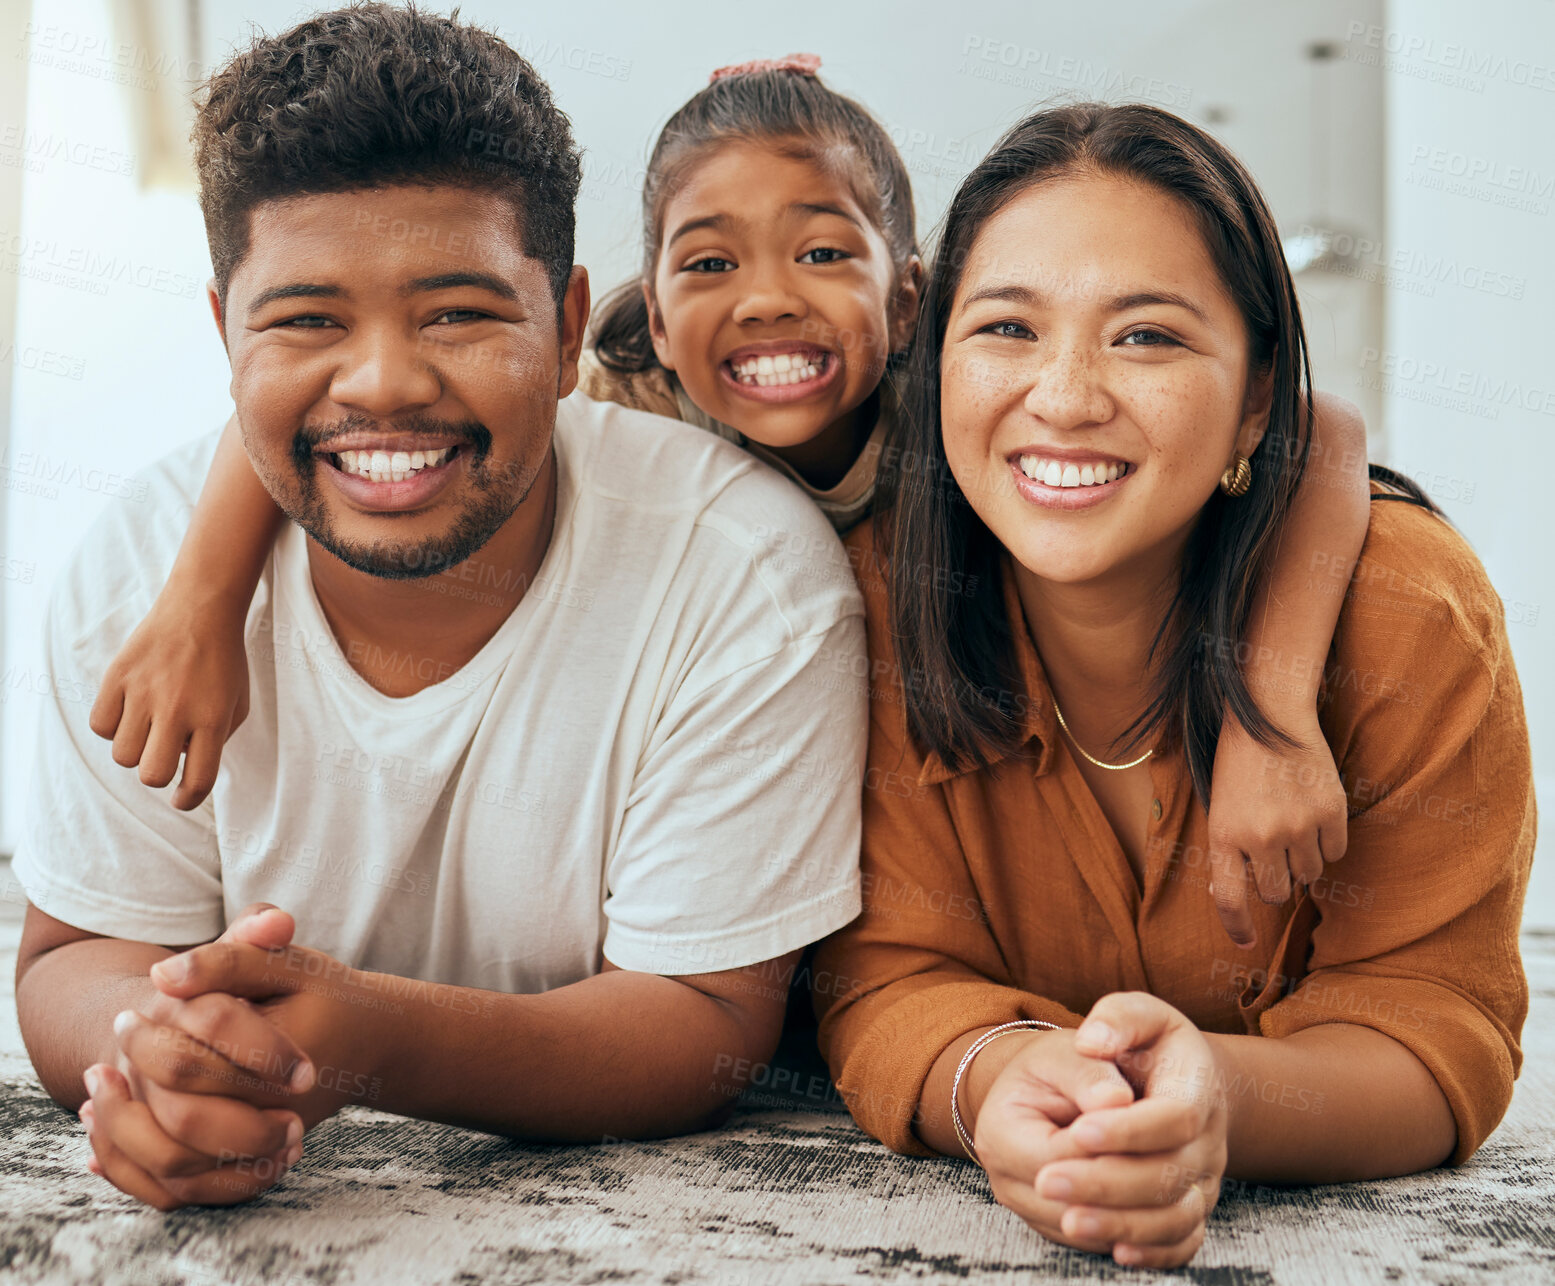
17, 937, 175, 1110
1206, 1024, 1456, 1183
349, 964, 780, 1141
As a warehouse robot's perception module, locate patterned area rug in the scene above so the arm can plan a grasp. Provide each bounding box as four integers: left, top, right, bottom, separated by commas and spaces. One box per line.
2, 890, 1552, 1285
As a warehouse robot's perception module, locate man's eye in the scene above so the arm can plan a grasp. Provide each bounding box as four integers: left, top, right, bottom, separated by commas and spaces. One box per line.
276, 315, 334, 329
1120, 328, 1179, 347
685, 257, 734, 273
799, 247, 849, 265
432, 309, 488, 325
982, 321, 1033, 339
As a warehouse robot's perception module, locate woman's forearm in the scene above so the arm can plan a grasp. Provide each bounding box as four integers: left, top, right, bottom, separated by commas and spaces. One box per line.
1205, 1024, 1456, 1182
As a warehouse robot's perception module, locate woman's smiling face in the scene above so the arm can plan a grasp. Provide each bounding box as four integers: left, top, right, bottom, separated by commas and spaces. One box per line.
940, 170, 1271, 588
648, 139, 912, 452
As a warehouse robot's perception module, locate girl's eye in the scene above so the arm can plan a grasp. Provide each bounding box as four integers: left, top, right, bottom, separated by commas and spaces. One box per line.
432, 309, 488, 325
685, 257, 735, 273
1120, 327, 1179, 348
799, 247, 849, 265
982, 320, 1034, 340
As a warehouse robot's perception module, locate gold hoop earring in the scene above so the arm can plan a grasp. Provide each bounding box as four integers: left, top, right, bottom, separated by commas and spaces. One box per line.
1219, 454, 1252, 497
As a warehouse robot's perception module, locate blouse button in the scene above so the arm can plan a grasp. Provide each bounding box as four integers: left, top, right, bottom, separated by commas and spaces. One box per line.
1151, 797, 1163, 821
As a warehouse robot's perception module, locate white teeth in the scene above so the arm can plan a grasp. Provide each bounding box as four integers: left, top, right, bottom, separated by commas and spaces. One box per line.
730, 352, 825, 386
337, 444, 455, 481
1016, 455, 1129, 488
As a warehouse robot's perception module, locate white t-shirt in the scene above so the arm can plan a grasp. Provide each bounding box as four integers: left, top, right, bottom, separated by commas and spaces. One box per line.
13, 392, 867, 993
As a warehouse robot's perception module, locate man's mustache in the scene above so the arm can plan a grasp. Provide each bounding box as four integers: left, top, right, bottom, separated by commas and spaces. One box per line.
290, 414, 492, 469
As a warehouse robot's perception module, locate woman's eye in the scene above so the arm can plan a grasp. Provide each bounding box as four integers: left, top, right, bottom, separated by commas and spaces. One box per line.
982, 320, 1034, 339
432, 309, 488, 325
799, 247, 849, 265
685, 257, 735, 273
1120, 327, 1179, 347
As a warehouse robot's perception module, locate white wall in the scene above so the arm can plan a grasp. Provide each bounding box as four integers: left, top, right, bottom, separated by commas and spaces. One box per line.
1381, 0, 1554, 924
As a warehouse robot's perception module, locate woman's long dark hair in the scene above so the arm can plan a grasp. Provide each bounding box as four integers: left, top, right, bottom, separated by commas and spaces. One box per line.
590, 67, 918, 374
877, 102, 1437, 805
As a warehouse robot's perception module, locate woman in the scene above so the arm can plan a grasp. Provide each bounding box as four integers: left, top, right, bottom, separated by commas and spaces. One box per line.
814, 102, 1533, 1270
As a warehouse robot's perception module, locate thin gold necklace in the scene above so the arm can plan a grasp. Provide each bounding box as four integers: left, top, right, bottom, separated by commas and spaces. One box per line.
1052, 697, 1154, 771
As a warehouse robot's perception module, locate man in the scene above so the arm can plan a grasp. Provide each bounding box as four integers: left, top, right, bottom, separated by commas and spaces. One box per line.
13, 5, 864, 1209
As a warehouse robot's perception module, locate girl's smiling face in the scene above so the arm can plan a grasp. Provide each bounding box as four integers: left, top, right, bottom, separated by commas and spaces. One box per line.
648, 139, 917, 464
941, 170, 1271, 589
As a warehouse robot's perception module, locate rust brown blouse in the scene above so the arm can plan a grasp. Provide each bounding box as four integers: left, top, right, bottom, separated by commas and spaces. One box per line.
814, 492, 1534, 1165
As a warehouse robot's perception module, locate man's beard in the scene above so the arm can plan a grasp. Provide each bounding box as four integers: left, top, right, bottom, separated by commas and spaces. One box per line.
262, 414, 538, 580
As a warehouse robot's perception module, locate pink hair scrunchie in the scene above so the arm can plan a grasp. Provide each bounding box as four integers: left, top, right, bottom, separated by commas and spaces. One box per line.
709, 52, 822, 83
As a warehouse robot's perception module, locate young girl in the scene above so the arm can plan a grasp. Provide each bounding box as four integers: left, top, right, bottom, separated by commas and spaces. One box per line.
95, 59, 1372, 939
813, 102, 1532, 1269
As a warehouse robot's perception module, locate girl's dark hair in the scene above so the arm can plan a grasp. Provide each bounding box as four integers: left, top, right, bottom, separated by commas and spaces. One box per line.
194, 3, 581, 314
877, 101, 1437, 805
590, 68, 918, 373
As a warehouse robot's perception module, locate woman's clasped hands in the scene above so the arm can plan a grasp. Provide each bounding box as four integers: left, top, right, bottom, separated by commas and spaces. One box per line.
974, 994, 1229, 1270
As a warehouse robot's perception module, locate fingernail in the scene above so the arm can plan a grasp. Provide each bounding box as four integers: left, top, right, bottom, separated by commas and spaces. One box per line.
1075, 1214, 1104, 1238
83, 1067, 102, 1097
285, 1143, 303, 1166
285, 1117, 303, 1148
1076, 1020, 1116, 1049
1073, 1119, 1106, 1148
153, 954, 189, 984
1040, 1172, 1074, 1200
288, 1060, 315, 1094
112, 1010, 136, 1038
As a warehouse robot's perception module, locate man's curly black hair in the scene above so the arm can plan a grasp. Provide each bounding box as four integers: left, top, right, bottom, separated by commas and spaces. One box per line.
194, 3, 582, 314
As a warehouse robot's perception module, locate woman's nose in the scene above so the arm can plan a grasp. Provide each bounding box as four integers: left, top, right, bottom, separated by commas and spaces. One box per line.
1021, 345, 1114, 430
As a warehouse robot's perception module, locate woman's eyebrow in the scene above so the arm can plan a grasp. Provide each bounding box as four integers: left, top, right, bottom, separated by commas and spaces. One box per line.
960, 281, 1209, 323
1109, 289, 1209, 323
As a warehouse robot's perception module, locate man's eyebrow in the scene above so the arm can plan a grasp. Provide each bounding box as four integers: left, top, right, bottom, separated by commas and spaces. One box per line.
246, 282, 343, 317
960, 281, 1209, 323
402, 271, 518, 301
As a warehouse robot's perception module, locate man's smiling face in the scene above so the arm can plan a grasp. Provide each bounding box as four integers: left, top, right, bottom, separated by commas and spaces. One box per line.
219, 183, 585, 579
